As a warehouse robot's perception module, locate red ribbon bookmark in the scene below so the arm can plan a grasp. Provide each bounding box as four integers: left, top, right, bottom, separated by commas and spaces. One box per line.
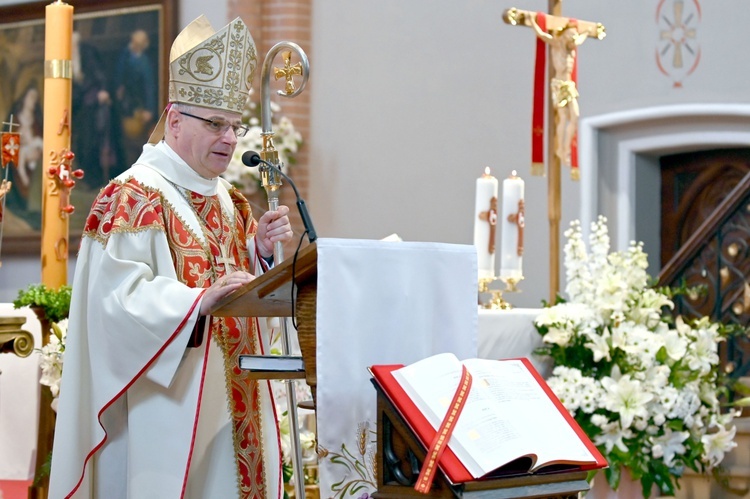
414, 365, 473, 494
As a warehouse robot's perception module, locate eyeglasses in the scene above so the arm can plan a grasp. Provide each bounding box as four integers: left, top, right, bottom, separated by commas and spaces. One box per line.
178, 111, 250, 138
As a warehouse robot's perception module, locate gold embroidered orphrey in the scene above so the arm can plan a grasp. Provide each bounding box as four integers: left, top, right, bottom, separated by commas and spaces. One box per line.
148, 16, 258, 144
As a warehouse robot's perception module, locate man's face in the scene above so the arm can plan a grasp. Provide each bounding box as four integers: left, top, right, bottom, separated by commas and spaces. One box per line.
169, 107, 242, 179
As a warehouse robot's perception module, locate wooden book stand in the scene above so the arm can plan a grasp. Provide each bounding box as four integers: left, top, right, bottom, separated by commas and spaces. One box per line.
371, 381, 591, 499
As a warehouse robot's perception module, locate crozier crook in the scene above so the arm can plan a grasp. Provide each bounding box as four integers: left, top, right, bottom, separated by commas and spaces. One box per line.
258, 40, 310, 499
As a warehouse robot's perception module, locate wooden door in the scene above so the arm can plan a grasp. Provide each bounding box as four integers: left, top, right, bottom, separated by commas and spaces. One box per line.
660, 148, 750, 267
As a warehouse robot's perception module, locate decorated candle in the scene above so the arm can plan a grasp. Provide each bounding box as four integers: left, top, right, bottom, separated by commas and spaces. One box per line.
473, 167, 498, 279
500, 170, 524, 279
41, 0, 74, 288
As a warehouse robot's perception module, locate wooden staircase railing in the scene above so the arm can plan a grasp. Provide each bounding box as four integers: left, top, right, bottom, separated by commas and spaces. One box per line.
658, 169, 750, 381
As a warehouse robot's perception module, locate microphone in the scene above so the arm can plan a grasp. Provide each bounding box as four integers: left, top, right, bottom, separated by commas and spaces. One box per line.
241, 151, 317, 243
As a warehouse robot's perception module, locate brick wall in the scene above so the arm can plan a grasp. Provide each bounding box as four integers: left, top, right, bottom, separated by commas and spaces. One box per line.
228, 0, 312, 241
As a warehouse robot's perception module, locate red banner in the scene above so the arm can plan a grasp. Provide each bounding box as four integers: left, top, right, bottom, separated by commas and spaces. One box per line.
1, 132, 20, 167
531, 12, 547, 176
569, 20, 579, 177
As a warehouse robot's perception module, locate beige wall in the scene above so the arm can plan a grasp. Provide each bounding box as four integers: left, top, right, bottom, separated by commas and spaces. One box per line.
1, 0, 748, 308
304, 0, 750, 306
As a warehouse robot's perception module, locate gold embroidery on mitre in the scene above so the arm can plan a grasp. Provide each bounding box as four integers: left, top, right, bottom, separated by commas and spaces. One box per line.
149, 16, 258, 144
170, 17, 257, 113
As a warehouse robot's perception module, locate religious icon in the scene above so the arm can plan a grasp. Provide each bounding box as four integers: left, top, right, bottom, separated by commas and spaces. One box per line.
0, 1, 170, 255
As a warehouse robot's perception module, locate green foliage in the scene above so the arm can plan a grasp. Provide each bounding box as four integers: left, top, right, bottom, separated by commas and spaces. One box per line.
13, 283, 72, 323
32, 450, 52, 487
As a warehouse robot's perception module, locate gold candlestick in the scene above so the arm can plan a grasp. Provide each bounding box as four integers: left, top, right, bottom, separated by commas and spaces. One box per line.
478, 274, 524, 310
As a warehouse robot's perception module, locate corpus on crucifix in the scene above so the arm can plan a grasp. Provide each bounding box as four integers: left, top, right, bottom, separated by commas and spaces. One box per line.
503, 3, 605, 302
530, 15, 589, 171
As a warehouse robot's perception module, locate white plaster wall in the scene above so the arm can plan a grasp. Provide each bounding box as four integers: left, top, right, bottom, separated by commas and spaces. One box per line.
179, 0, 226, 36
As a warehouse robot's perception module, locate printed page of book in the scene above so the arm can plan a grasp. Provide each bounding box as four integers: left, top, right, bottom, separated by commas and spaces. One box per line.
461, 358, 597, 472
392, 353, 597, 478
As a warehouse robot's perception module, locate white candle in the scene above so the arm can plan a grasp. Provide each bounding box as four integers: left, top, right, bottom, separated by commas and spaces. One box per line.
500, 170, 524, 278
473, 167, 498, 279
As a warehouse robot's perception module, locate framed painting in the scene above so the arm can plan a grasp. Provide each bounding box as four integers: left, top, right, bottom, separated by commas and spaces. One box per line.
0, 0, 177, 254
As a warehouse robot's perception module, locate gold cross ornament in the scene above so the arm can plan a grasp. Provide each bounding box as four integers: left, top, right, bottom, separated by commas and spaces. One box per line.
274, 51, 303, 95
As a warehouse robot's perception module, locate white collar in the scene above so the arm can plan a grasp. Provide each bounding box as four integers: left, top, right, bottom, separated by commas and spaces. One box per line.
137, 141, 220, 196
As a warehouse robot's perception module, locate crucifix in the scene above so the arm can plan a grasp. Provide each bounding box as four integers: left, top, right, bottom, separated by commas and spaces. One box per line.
503, 2, 605, 303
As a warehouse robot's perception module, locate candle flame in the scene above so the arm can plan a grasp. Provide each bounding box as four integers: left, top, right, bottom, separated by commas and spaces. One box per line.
511, 170, 517, 177
484, 166, 491, 176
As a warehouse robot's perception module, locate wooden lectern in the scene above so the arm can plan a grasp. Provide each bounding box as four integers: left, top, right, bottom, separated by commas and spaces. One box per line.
370, 382, 591, 499
212, 241, 319, 406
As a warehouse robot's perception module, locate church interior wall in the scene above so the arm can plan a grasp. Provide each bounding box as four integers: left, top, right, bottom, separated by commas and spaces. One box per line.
307, 0, 750, 307
1, 0, 748, 309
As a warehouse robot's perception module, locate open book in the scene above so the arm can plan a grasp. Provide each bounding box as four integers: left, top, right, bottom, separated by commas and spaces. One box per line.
370, 353, 607, 484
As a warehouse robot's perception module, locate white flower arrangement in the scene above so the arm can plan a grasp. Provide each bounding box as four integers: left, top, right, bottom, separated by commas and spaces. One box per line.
39, 319, 67, 412
224, 89, 303, 194
535, 216, 740, 497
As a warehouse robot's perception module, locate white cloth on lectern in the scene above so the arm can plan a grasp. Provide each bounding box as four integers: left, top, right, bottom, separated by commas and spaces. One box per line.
315, 238, 478, 496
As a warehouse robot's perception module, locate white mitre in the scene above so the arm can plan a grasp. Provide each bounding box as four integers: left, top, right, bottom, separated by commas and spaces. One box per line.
148, 15, 257, 144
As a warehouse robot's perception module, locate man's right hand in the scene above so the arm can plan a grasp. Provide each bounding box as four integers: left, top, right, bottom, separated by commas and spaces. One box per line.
200, 271, 255, 316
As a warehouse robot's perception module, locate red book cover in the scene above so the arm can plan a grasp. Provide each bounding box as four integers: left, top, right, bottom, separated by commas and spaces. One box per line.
370, 363, 474, 483
370, 357, 607, 484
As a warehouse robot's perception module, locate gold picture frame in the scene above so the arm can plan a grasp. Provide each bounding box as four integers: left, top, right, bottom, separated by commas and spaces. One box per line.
0, 0, 177, 255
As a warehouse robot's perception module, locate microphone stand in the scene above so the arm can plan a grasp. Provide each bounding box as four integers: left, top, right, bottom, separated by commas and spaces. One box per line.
260, 41, 310, 499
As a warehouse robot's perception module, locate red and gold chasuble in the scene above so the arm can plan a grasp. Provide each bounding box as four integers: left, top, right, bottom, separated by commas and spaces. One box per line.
84, 179, 268, 498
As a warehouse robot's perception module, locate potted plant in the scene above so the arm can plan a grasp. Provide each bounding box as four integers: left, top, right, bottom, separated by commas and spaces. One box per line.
13, 282, 71, 404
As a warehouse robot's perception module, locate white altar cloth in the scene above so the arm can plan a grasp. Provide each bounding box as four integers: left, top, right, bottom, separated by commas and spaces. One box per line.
477, 307, 549, 377
0, 304, 42, 480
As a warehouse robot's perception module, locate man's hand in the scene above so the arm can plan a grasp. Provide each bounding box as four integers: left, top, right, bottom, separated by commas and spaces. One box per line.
256, 205, 293, 258
200, 271, 255, 315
